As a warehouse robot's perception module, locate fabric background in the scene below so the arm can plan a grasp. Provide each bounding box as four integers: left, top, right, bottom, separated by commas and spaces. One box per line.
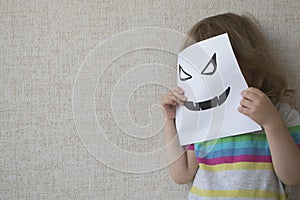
1, 0, 300, 199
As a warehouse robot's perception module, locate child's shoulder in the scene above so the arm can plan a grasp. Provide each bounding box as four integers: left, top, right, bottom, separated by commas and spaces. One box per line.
276, 103, 300, 127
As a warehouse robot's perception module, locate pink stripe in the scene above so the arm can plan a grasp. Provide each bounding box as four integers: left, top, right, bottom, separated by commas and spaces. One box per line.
198, 155, 272, 165
297, 144, 300, 149
185, 144, 195, 151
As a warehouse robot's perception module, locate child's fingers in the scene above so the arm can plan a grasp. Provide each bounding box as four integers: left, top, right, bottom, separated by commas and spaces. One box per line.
169, 93, 184, 105
238, 105, 250, 116
240, 98, 253, 109
172, 86, 184, 94
162, 93, 182, 106
171, 87, 187, 101
238, 98, 254, 116
241, 87, 264, 98
241, 90, 259, 102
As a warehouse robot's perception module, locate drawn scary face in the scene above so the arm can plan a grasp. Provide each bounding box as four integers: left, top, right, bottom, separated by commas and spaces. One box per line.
175, 33, 261, 145
179, 53, 231, 111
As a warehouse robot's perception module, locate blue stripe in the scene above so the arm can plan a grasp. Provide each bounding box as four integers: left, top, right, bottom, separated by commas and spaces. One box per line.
196, 147, 271, 159
290, 132, 300, 144
194, 140, 269, 152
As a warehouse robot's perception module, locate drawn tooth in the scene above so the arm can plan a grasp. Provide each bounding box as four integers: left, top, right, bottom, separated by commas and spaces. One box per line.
218, 87, 230, 106
184, 101, 200, 111
211, 96, 218, 108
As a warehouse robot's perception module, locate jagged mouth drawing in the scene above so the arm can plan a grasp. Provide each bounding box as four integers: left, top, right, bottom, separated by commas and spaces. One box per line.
184, 87, 231, 111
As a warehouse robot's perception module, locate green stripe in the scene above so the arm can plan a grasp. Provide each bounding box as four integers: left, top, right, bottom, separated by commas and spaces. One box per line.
196, 134, 267, 148
287, 125, 300, 132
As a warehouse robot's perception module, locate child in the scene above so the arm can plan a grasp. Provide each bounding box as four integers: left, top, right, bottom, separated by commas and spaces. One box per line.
161, 13, 300, 199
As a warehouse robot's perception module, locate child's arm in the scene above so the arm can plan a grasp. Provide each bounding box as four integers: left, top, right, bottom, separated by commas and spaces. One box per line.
164, 119, 198, 184
161, 87, 199, 184
239, 87, 300, 187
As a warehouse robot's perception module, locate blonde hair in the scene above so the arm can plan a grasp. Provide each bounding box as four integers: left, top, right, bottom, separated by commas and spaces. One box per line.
185, 13, 294, 106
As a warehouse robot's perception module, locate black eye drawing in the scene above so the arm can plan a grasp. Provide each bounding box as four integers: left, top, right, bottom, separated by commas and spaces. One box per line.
179, 64, 192, 81
201, 53, 217, 75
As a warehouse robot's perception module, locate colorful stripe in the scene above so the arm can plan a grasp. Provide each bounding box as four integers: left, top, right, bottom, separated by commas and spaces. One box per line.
198, 155, 272, 165
193, 126, 300, 166
199, 162, 273, 172
287, 125, 300, 132
195, 140, 271, 154
196, 147, 270, 159
190, 187, 287, 199
188, 126, 300, 199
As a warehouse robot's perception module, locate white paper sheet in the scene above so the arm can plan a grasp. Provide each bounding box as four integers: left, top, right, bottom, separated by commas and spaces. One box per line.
175, 33, 261, 145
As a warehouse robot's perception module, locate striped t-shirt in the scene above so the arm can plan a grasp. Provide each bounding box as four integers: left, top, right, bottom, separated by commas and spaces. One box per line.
186, 103, 300, 200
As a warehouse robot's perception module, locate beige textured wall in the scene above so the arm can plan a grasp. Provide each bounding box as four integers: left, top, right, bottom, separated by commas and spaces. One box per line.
1, 0, 300, 199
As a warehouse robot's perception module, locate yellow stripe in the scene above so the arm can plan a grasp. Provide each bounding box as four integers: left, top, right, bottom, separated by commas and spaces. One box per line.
190, 187, 287, 199
200, 162, 273, 172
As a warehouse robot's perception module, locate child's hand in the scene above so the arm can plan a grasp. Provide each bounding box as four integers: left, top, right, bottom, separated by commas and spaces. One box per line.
238, 87, 281, 128
161, 86, 187, 120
